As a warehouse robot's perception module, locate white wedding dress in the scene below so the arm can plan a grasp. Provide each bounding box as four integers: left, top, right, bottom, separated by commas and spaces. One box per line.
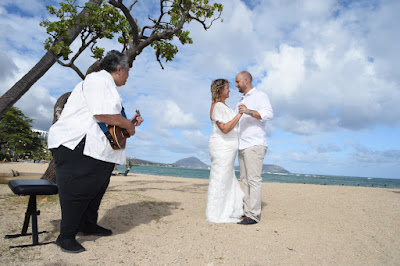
206, 102, 244, 223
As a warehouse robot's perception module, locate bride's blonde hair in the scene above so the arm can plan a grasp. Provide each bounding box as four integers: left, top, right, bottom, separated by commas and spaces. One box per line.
210, 79, 229, 103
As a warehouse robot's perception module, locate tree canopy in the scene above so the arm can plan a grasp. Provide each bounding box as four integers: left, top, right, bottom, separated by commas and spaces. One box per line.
0, 107, 44, 161
40, 0, 223, 78
0, 0, 223, 118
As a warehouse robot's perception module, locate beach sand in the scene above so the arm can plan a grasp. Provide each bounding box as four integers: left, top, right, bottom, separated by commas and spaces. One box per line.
0, 162, 399, 265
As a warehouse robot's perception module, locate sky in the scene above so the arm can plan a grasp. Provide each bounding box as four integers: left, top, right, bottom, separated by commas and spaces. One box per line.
0, 0, 399, 179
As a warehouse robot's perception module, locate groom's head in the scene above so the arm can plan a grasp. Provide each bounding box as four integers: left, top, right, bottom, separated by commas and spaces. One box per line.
235, 71, 252, 94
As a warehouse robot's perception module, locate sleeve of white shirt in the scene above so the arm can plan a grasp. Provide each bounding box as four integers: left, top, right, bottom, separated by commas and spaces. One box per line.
212, 102, 229, 123
83, 76, 122, 115
257, 92, 274, 122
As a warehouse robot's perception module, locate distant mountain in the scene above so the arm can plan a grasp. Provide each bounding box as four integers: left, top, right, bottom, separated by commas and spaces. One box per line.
128, 156, 289, 174
174, 157, 209, 169
235, 164, 290, 174
126, 158, 176, 167
129, 158, 155, 164
261, 164, 290, 173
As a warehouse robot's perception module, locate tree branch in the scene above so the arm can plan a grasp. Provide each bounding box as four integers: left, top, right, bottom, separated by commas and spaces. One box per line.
108, 0, 140, 46
55, 30, 98, 80
69, 63, 85, 79
155, 49, 165, 69
55, 59, 85, 79
129, 0, 138, 10
125, 3, 191, 65
188, 4, 222, 30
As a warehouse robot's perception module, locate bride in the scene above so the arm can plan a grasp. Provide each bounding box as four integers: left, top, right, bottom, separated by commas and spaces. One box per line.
206, 79, 244, 223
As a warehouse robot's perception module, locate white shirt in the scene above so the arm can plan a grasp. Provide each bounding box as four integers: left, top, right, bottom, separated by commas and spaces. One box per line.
48, 70, 126, 165
236, 88, 273, 150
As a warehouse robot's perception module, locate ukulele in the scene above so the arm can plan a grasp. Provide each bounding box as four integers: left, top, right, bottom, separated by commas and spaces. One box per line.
108, 110, 141, 150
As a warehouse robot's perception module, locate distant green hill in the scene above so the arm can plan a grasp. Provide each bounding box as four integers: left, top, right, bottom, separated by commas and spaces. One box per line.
235, 164, 290, 174
262, 164, 290, 174
127, 156, 290, 174
173, 157, 209, 169
126, 158, 176, 167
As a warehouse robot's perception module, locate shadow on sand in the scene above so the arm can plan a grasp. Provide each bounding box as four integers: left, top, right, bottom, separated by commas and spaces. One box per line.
109, 179, 209, 194
82, 200, 180, 244
48, 200, 180, 244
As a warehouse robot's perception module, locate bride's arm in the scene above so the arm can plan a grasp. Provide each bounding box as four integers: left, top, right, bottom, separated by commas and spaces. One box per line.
216, 113, 243, 134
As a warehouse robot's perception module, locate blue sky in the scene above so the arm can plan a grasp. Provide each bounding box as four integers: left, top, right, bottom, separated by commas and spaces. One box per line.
1, 0, 399, 179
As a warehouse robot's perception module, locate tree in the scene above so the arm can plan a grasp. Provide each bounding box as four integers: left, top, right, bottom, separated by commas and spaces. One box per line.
0, 0, 223, 118
0, 107, 43, 161
0, 0, 104, 118
41, 91, 72, 182
1, 0, 223, 181
41, 0, 223, 76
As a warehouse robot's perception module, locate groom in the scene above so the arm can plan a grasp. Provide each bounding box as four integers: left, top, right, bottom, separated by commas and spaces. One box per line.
236, 71, 273, 225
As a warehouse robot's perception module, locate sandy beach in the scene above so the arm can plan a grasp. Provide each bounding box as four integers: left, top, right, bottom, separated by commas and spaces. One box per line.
0, 162, 399, 265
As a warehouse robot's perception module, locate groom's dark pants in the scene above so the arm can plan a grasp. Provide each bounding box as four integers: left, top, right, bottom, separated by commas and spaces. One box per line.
52, 137, 114, 239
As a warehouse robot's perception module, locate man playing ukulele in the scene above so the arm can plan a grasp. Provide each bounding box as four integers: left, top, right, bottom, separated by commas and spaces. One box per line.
48, 50, 143, 253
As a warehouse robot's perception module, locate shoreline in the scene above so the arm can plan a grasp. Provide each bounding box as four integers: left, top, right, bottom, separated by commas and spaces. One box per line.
126, 164, 400, 189
1, 161, 399, 189
0, 162, 399, 265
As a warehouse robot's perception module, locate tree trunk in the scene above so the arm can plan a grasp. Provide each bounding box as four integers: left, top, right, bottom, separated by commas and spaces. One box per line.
0, 0, 103, 183
42, 159, 57, 183
41, 92, 72, 182
0, 0, 103, 118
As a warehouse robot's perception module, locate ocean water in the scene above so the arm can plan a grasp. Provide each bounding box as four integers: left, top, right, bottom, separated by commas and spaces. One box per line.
121, 165, 400, 189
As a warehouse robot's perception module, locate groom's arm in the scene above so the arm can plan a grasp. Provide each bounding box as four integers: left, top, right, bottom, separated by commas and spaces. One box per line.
238, 104, 262, 120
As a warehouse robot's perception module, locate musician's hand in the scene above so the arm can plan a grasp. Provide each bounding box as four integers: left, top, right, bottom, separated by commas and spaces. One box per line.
126, 125, 136, 137
132, 115, 143, 126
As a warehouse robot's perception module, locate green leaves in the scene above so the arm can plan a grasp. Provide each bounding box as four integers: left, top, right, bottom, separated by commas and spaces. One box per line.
92, 46, 105, 59
41, 0, 131, 60
40, 1, 79, 59
0, 107, 43, 160
40, 0, 223, 69
152, 41, 179, 62
178, 30, 193, 45
151, 0, 222, 65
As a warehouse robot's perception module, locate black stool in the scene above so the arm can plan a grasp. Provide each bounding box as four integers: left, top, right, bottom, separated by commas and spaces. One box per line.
5, 179, 58, 248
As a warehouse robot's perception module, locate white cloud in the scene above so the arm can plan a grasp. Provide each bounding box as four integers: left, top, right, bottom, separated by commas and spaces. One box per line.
182, 130, 209, 149
14, 85, 56, 130
0, 52, 18, 81
1, 0, 53, 16
163, 101, 198, 129
248, 1, 400, 134
277, 115, 330, 135
256, 44, 305, 99
135, 95, 199, 130
352, 146, 400, 165
0, 12, 47, 53
1, 0, 399, 178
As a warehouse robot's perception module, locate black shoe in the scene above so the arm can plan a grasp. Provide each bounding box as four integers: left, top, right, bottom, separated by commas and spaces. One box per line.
55, 236, 86, 253
81, 224, 112, 236
237, 217, 258, 225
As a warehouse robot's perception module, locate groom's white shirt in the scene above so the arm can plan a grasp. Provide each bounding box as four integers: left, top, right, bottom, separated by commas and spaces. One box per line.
236, 88, 273, 150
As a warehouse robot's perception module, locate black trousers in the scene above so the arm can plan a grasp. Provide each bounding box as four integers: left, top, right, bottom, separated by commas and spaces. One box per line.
52, 138, 114, 238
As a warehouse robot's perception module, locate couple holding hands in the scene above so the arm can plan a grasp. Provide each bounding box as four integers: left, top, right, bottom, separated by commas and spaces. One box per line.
206, 71, 273, 225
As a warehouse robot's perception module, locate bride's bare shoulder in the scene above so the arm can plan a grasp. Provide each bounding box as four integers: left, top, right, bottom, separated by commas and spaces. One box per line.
210, 102, 220, 120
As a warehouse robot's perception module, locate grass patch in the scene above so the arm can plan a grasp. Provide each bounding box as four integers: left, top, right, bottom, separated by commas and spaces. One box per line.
37, 194, 59, 206
0, 194, 59, 212
0, 178, 10, 184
